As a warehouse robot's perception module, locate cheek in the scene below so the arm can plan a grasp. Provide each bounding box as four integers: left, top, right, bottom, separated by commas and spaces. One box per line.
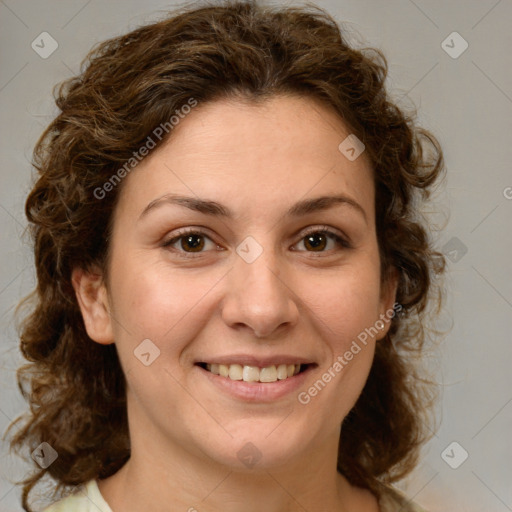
302, 264, 383, 345
108, 254, 224, 356
300, 285, 379, 424
113, 276, 182, 335
299, 264, 381, 406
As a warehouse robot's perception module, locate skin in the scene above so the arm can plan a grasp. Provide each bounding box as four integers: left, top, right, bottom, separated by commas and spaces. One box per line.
73, 94, 397, 512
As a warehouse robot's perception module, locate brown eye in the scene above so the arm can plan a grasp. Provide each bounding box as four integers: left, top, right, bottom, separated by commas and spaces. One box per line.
162, 229, 216, 256
295, 228, 350, 253
178, 233, 205, 252
162, 226, 350, 259
303, 232, 328, 252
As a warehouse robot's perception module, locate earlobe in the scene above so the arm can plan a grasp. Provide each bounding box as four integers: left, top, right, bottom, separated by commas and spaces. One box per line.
382, 266, 399, 311
378, 266, 399, 339
71, 266, 114, 345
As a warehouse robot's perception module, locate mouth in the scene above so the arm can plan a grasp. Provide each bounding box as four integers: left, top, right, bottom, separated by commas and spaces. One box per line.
196, 362, 310, 383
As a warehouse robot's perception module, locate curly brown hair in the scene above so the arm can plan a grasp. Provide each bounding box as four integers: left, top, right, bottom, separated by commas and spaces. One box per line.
5, 1, 445, 510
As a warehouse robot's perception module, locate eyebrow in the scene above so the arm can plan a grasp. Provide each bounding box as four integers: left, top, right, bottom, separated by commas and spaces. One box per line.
138, 193, 368, 223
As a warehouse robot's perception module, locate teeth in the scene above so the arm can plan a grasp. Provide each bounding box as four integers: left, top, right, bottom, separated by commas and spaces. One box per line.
204, 363, 305, 383
242, 366, 260, 382
277, 364, 288, 380
219, 364, 229, 378
260, 365, 277, 382
228, 364, 243, 381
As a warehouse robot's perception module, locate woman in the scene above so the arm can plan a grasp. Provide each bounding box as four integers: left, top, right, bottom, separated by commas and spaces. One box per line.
6, 1, 445, 510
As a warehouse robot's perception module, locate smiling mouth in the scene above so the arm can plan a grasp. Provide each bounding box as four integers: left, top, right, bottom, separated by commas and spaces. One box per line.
196, 363, 310, 383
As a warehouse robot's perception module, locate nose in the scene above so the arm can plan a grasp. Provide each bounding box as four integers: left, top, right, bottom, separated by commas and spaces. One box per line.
221, 240, 299, 339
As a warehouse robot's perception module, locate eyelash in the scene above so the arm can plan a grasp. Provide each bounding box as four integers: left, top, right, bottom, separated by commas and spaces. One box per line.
161, 225, 351, 258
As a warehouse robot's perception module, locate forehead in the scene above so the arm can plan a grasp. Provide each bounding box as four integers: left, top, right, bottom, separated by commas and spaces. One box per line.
114, 94, 375, 225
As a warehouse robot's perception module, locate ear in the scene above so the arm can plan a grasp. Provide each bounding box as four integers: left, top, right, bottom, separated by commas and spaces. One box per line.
377, 265, 399, 339
71, 266, 114, 345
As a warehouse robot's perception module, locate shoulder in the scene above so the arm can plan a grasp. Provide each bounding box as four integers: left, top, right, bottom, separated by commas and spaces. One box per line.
43, 480, 113, 512
378, 484, 428, 512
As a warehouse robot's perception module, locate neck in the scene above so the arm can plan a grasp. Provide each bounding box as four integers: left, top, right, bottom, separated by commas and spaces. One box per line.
97, 402, 379, 512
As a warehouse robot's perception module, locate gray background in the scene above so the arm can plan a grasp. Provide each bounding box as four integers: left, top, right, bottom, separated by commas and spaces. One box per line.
1, 0, 511, 510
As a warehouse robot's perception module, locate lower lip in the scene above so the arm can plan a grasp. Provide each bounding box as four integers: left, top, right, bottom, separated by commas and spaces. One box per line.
196, 365, 314, 402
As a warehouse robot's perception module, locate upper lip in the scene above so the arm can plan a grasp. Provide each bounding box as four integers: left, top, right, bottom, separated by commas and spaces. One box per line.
195, 354, 315, 367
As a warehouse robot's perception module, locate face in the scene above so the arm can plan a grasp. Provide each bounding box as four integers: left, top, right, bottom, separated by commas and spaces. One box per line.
74, 95, 397, 474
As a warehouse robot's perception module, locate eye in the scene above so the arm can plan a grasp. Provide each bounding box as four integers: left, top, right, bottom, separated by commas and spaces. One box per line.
161, 225, 350, 259
293, 226, 350, 254
161, 228, 219, 257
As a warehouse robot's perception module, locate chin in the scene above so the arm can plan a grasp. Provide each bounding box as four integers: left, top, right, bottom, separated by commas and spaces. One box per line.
191, 416, 320, 473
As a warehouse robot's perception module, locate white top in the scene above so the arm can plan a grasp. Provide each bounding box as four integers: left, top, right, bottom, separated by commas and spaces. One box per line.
43, 479, 427, 511
43, 480, 113, 512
